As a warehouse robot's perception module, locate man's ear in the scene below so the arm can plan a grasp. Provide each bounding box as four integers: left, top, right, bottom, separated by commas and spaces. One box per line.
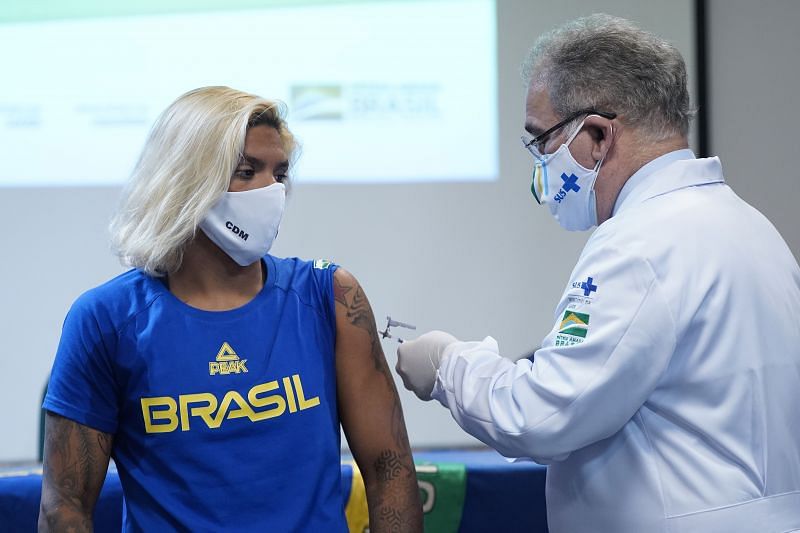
584, 115, 614, 162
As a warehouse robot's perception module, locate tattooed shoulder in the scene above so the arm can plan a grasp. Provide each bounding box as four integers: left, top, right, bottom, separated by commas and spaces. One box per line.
332, 268, 395, 379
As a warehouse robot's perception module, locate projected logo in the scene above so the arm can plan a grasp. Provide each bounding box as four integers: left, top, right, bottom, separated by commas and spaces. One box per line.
291, 83, 440, 121
291, 85, 344, 121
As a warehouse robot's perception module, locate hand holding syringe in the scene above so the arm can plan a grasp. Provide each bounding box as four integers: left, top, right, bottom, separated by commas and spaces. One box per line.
379, 316, 417, 343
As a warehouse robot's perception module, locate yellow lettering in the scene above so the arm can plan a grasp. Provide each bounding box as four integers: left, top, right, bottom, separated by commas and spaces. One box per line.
216, 391, 256, 425
209, 362, 220, 375
284, 376, 298, 413
179, 393, 218, 431
248, 380, 286, 421
141, 397, 179, 433
293, 374, 320, 410
141, 373, 321, 433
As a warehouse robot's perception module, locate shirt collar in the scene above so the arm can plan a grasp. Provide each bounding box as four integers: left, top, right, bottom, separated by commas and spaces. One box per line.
612, 149, 697, 217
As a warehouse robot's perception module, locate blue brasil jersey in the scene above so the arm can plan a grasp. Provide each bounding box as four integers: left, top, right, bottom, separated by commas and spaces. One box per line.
44, 256, 348, 532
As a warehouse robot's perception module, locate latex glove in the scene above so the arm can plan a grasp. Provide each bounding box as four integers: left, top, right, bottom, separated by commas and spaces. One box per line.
396, 330, 459, 401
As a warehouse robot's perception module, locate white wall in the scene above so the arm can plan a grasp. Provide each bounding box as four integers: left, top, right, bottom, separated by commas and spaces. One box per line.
0, 0, 698, 461
707, 0, 800, 260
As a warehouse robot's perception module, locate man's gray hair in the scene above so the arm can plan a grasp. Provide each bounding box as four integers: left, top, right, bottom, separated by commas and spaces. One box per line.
522, 14, 694, 141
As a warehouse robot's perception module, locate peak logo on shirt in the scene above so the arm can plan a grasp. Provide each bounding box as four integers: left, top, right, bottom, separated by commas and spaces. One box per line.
209, 342, 248, 376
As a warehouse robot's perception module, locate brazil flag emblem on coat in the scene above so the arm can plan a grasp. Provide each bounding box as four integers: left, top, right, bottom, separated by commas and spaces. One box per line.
559, 310, 590, 338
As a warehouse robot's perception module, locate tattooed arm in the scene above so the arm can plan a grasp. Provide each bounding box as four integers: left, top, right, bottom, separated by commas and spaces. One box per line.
333, 268, 423, 533
38, 412, 113, 532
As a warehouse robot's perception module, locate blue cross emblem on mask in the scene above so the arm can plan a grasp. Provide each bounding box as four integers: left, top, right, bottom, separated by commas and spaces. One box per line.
561, 173, 581, 193
580, 276, 597, 296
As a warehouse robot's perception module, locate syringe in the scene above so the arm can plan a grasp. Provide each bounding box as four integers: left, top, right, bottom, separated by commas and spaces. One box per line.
379, 316, 417, 343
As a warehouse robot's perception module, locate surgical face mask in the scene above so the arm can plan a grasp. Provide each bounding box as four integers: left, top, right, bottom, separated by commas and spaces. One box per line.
524, 119, 607, 231
199, 182, 286, 266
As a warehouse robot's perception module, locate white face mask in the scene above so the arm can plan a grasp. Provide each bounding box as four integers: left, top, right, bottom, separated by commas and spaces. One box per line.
526, 118, 607, 231
199, 182, 286, 266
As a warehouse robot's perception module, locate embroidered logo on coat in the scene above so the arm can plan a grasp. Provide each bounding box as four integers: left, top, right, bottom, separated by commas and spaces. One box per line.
313, 259, 332, 270
568, 276, 598, 305
558, 310, 590, 338
555, 310, 590, 347
571, 276, 597, 296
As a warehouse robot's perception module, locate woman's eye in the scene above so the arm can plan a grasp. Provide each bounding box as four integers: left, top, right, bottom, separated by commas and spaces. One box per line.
234, 167, 254, 178
275, 173, 289, 183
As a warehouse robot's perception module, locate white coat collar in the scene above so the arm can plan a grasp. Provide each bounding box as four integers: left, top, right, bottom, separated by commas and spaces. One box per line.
612, 149, 725, 217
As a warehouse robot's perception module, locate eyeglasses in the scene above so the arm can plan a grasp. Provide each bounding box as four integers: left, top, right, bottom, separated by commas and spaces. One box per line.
522, 108, 617, 157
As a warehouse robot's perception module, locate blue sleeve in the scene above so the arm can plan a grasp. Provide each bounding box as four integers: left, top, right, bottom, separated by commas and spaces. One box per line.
327, 264, 340, 327
43, 292, 120, 434
312, 259, 339, 331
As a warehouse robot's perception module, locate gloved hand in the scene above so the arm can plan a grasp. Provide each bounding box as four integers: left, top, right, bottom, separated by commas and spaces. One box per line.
396, 330, 459, 401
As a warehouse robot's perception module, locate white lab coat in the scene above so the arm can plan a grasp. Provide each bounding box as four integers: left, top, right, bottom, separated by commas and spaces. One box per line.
432, 151, 800, 532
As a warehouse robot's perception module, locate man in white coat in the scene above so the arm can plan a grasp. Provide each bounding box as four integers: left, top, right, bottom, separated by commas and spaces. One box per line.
396, 14, 800, 533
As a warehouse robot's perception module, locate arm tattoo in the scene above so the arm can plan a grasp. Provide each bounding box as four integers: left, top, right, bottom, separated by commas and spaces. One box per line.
336, 273, 414, 453
346, 286, 379, 344
335, 274, 393, 382
40, 514, 91, 533
97, 433, 112, 457
378, 506, 408, 533
39, 413, 112, 532
333, 276, 352, 307
372, 448, 419, 532
374, 449, 410, 482
335, 272, 423, 531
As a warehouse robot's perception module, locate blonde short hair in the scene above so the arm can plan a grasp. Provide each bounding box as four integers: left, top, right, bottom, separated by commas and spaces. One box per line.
109, 86, 296, 276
